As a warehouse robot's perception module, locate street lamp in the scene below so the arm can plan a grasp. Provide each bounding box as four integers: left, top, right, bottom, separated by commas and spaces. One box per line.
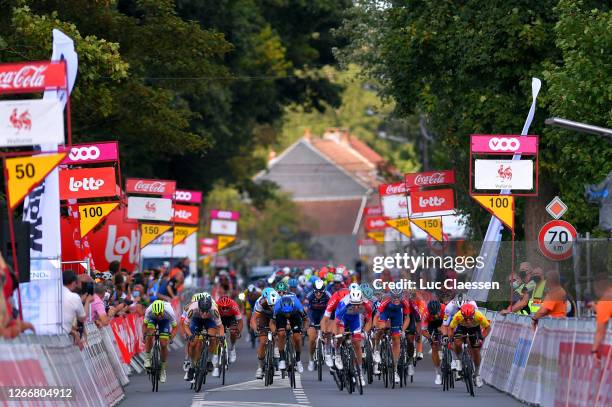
545, 117, 612, 140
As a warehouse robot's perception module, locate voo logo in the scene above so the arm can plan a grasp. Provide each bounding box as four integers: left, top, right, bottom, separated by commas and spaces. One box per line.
174, 191, 192, 201
488, 137, 520, 152
68, 146, 101, 161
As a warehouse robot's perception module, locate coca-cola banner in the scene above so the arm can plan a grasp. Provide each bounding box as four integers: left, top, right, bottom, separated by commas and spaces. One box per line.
126, 178, 176, 195
410, 188, 455, 215
210, 209, 240, 221
471, 135, 538, 155
405, 170, 455, 189
60, 141, 119, 164
164, 189, 202, 204
200, 238, 218, 255
364, 216, 387, 231
59, 167, 117, 200
381, 194, 409, 218
0, 99, 64, 147
172, 204, 200, 225
378, 181, 407, 196
61, 204, 140, 272
0, 61, 67, 92
363, 206, 383, 216
126, 196, 173, 221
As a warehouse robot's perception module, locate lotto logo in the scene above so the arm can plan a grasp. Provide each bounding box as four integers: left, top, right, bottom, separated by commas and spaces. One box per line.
68, 146, 101, 161
488, 137, 520, 152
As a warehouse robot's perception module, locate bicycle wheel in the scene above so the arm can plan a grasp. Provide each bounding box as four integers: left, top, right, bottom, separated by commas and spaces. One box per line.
316, 338, 323, 382
364, 338, 374, 384
344, 347, 353, 395
463, 352, 475, 397
221, 347, 227, 386
349, 346, 363, 395
151, 343, 160, 392
265, 339, 275, 386
195, 345, 208, 392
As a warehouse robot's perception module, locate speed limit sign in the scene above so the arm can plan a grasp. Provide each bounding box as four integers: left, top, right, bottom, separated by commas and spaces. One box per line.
538, 220, 577, 261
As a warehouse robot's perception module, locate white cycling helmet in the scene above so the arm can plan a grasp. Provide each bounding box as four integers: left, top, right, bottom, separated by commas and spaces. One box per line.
313, 279, 326, 292
298, 275, 307, 286
349, 287, 363, 304
268, 291, 280, 305
282, 266, 291, 275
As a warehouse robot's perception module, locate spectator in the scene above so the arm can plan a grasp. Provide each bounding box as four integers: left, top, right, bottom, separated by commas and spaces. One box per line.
157, 267, 181, 301
531, 270, 566, 327
500, 268, 531, 315
592, 273, 612, 362
90, 284, 110, 327
108, 260, 121, 276
62, 271, 90, 348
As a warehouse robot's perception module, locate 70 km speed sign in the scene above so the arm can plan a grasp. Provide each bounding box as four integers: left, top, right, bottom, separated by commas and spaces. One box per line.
538, 220, 577, 261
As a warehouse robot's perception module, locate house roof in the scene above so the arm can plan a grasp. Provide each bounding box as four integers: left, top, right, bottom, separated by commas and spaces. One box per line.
298, 199, 364, 236
348, 136, 384, 165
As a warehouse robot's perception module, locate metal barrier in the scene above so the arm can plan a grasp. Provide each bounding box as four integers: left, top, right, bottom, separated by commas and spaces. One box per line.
481, 311, 612, 407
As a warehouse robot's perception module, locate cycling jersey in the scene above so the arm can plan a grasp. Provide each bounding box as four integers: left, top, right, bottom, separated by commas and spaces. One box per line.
378, 298, 411, 334
184, 300, 223, 332
442, 300, 477, 327
335, 296, 373, 335
422, 303, 446, 335
254, 296, 275, 318
327, 282, 346, 295
449, 310, 490, 330
273, 294, 304, 316
304, 290, 331, 325
324, 288, 350, 318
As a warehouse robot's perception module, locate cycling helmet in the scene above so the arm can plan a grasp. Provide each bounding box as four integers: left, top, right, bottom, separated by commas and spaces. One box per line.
262, 287, 274, 299
361, 285, 374, 300
279, 296, 294, 313
198, 296, 213, 312
318, 266, 328, 279
282, 266, 291, 275
328, 266, 336, 274
298, 275, 307, 286
349, 288, 363, 304
427, 300, 442, 316
101, 271, 113, 281
336, 264, 345, 274
333, 274, 343, 283
348, 282, 360, 291
191, 292, 206, 302
288, 278, 298, 288
390, 288, 402, 299
275, 281, 288, 293
313, 279, 326, 292
247, 284, 257, 293
460, 303, 476, 318
217, 296, 233, 308
325, 272, 334, 283
304, 268, 312, 277
151, 300, 165, 316
268, 290, 280, 305
455, 293, 466, 307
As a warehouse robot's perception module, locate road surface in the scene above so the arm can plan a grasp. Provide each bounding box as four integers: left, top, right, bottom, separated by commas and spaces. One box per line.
121, 338, 523, 407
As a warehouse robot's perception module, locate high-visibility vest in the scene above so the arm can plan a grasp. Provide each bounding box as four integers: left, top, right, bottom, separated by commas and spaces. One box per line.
528, 281, 546, 313
513, 284, 530, 315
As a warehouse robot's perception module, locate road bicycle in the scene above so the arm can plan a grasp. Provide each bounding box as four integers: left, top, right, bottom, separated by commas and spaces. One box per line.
397, 334, 411, 387
313, 325, 325, 381
217, 332, 230, 386
441, 336, 455, 391
282, 329, 297, 389
378, 329, 395, 388
455, 333, 477, 397
334, 332, 363, 395
263, 331, 276, 386
362, 331, 375, 384
146, 331, 162, 392
192, 331, 220, 393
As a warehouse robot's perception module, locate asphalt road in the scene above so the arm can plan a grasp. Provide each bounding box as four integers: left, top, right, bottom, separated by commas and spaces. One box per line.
121, 336, 524, 407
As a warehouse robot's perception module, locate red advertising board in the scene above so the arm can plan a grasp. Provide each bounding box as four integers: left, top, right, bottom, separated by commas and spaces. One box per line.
61, 204, 140, 272
410, 188, 455, 214
405, 170, 455, 189
59, 167, 117, 200
172, 204, 200, 225
126, 178, 176, 195
0, 61, 67, 93
364, 216, 387, 231
378, 181, 407, 196
60, 141, 119, 164
363, 206, 383, 216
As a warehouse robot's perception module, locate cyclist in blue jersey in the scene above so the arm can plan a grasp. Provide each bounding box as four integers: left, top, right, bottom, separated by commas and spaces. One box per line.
304, 279, 331, 371
271, 294, 306, 373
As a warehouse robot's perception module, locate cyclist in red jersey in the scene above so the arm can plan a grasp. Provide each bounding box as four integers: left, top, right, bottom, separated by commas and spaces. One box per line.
217, 296, 244, 363
320, 287, 349, 366
422, 300, 446, 385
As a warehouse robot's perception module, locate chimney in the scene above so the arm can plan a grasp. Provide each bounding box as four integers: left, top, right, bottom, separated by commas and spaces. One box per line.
303, 128, 312, 140
340, 128, 350, 144
268, 150, 277, 162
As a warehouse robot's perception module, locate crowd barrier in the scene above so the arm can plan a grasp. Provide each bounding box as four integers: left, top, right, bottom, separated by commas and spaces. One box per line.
481, 310, 612, 407
0, 297, 184, 406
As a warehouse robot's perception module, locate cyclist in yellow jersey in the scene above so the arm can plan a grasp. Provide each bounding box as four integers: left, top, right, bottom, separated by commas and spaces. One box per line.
449, 303, 490, 388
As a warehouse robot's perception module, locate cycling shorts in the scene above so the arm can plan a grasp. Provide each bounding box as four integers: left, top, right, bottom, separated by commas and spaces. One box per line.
256, 313, 272, 335
190, 317, 219, 335
379, 310, 403, 335
337, 314, 362, 336
221, 315, 237, 328
146, 319, 172, 337
427, 320, 443, 336
405, 314, 417, 335
275, 312, 303, 333
308, 310, 325, 326
454, 326, 483, 348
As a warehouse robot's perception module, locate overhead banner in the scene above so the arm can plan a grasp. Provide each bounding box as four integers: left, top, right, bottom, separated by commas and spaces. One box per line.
411, 216, 443, 242
410, 188, 455, 216
385, 218, 412, 238
210, 219, 237, 236
78, 202, 120, 238
140, 223, 172, 249
173, 226, 198, 246
127, 196, 173, 221
0, 99, 65, 147
165, 189, 202, 204
471, 135, 538, 154
0, 61, 67, 92
381, 194, 409, 218
405, 170, 455, 189
472, 195, 515, 231
126, 178, 176, 195
60, 141, 119, 164
5, 152, 66, 209
378, 181, 407, 196
217, 235, 236, 250
172, 204, 200, 225
474, 159, 533, 190
59, 167, 117, 200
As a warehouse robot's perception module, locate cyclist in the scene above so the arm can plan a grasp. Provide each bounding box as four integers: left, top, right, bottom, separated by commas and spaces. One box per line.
142, 300, 178, 383
374, 289, 411, 384
276, 281, 289, 297
327, 273, 345, 294
243, 285, 261, 343
271, 294, 306, 373
304, 279, 331, 371
183, 296, 225, 381
288, 278, 303, 300
422, 299, 446, 385
449, 303, 490, 388
334, 287, 372, 386
217, 295, 244, 364
251, 287, 279, 379
181, 292, 207, 378
321, 283, 350, 366
442, 293, 477, 372
404, 294, 422, 375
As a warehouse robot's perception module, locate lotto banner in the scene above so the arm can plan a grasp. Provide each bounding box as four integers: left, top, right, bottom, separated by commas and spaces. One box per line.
109, 314, 144, 364
59, 167, 117, 200
172, 204, 200, 225
0, 99, 65, 147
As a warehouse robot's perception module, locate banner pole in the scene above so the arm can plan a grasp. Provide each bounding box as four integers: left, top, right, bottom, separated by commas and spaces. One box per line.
3, 157, 23, 320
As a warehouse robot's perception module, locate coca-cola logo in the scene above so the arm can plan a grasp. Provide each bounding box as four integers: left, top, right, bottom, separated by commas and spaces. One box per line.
134, 181, 167, 193
414, 172, 445, 186
384, 183, 405, 195
418, 196, 446, 208
69, 177, 105, 192
0, 65, 48, 90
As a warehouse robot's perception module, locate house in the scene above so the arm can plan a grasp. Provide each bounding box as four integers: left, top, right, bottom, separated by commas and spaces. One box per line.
254, 128, 385, 265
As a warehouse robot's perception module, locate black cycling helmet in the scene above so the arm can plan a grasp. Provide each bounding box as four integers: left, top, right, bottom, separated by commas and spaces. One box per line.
427, 300, 442, 316
198, 296, 212, 312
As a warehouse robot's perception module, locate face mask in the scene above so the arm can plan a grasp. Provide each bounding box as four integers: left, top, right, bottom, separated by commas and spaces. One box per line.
133, 291, 141, 298
532, 276, 542, 284
512, 281, 521, 289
